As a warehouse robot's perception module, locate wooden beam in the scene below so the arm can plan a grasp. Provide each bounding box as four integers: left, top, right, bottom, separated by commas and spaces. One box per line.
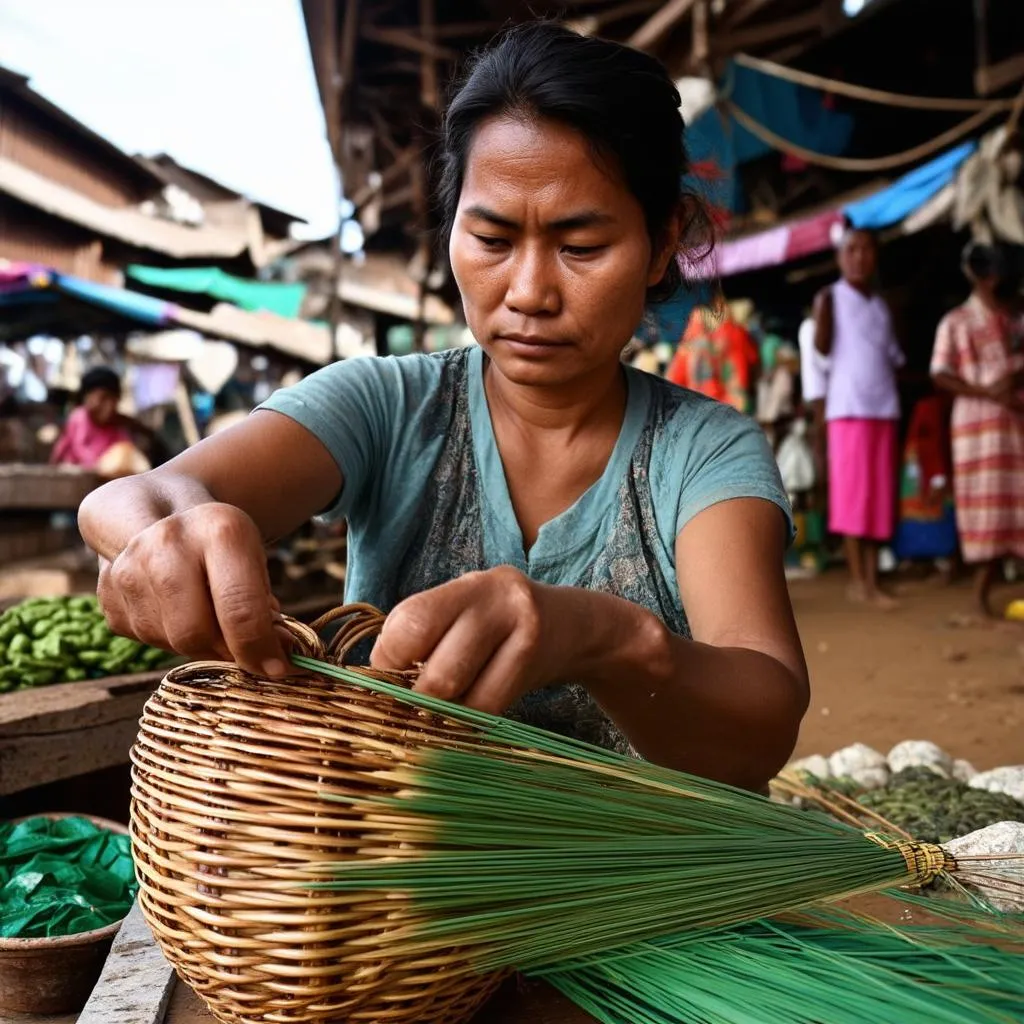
339, 0, 360, 100
692, 0, 710, 69
713, 9, 821, 53
433, 20, 503, 39
975, 52, 1024, 96
304, 0, 343, 170
724, 0, 777, 27
361, 25, 457, 61
629, 0, 698, 51
590, 0, 661, 30
369, 107, 402, 159
419, 0, 438, 109
349, 145, 420, 208
973, 0, 990, 89
380, 183, 417, 212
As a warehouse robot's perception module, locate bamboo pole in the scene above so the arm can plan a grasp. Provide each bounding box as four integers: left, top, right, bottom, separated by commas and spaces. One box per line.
628, 0, 697, 51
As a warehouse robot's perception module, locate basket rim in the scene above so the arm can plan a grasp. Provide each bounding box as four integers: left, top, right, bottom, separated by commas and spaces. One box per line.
0, 812, 130, 951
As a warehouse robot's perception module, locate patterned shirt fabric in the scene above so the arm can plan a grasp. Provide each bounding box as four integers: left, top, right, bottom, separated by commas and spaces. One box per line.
824, 280, 904, 422
930, 296, 1024, 563
261, 346, 791, 753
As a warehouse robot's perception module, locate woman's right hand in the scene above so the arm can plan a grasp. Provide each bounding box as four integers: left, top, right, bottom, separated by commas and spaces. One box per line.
97, 502, 289, 677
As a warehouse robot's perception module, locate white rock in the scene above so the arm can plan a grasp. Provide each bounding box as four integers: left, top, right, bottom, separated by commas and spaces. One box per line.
847, 765, 890, 790
952, 758, 978, 783
788, 754, 831, 780
968, 766, 1024, 803
887, 740, 953, 777
830, 743, 887, 779
944, 821, 1024, 912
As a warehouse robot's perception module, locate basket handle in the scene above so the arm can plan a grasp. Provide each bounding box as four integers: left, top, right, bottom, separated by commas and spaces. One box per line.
277, 616, 328, 660
309, 603, 387, 665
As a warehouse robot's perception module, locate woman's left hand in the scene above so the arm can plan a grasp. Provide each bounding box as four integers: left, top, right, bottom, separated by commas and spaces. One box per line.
369, 567, 567, 714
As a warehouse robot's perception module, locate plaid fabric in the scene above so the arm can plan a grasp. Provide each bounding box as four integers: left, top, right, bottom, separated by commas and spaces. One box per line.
931, 297, 1024, 563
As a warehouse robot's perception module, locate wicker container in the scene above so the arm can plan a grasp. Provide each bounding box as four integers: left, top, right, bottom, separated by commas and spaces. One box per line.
130, 607, 504, 1024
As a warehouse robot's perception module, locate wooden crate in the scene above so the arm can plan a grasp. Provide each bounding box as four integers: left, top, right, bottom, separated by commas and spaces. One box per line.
0, 465, 101, 512
0, 671, 165, 796
0, 517, 80, 566
0, 904, 596, 1024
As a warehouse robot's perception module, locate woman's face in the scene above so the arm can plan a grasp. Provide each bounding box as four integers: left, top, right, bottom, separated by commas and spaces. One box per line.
84, 388, 118, 426
450, 115, 675, 389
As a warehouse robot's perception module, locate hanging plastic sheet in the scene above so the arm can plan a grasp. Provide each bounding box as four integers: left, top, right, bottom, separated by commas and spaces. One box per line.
0, 816, 137, 939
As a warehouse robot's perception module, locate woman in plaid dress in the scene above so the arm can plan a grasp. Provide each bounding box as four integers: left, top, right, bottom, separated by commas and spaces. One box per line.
931, 242, 1024, 616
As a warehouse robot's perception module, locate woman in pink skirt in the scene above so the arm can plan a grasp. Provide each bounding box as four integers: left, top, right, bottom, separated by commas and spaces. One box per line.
814, 228, 903, 607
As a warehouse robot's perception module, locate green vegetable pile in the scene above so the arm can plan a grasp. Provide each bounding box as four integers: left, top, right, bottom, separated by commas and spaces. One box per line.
0, 595, 170, 692
0, 816, 137, 938
859, 767, 1024, 844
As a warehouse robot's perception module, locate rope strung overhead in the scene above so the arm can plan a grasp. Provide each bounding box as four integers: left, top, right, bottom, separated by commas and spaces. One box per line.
722, 100, 1004, 173
734, 53, 1018, 113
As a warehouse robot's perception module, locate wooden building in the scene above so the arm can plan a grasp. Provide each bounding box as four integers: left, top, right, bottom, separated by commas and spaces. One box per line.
0, 66, 303, 285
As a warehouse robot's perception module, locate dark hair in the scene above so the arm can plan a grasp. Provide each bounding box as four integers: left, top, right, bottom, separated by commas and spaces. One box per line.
80, 366, 121, 400
837, 222, 877, 250
437, 21, 712, 300
962, 240, 1005, 282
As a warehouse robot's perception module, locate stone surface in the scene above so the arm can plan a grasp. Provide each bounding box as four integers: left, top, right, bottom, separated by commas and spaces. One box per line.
952, 758, 978, 783
830, 743, 886, 779
886, 740, 953, 777
968, 766, 1024, 803
847, 765, 890, 790
788, 754, 831, 779
944, 821, 1024, 912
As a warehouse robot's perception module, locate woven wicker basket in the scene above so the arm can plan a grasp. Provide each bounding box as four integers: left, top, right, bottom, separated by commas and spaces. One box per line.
130, 605, 505, 1024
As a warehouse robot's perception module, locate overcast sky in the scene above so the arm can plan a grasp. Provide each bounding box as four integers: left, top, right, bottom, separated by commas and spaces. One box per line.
0, 0, 339, 238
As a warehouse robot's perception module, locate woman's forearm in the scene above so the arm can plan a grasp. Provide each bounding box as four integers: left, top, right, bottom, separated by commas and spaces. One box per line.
932, 371, 987, 399
543, 586, 807, 790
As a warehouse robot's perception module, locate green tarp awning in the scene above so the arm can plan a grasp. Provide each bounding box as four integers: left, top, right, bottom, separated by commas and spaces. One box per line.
127, 265, 306, 319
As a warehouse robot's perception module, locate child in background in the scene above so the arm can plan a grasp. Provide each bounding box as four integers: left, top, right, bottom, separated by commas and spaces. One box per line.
50, 367, 150, 476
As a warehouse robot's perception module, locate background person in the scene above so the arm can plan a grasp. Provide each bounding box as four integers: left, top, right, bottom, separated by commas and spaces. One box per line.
814, 227, 904, 608
931, 241, 1024, 617
50, 366, 153, 478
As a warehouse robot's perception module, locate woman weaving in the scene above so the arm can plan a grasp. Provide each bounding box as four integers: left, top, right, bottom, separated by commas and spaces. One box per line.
80, 23, 808, 792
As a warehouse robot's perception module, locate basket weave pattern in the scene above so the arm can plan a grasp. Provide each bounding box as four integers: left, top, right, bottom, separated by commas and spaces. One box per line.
130, 606, 503, 1024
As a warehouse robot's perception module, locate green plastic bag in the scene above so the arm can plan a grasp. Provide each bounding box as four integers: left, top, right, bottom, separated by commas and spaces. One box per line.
0, 816, 137, 938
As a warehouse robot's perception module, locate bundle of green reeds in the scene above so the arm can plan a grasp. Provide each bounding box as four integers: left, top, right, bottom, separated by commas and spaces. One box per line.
539, 901, 1024, 1024
128, 605, 1023, 1024
294, 651, 1024, 974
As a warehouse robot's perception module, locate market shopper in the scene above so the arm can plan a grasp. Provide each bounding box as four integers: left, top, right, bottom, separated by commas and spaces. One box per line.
50, 366, 152, 476
814, 227, 904, 608
79, 23, 808, 792
931, 241, 1024, 617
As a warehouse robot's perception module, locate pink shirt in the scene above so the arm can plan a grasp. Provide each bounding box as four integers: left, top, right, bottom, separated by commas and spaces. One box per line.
825, 280, 904, 422
51, 406, 131, 469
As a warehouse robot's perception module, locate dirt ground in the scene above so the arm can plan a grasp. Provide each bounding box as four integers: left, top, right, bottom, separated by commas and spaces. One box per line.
790, 571, 1024, 771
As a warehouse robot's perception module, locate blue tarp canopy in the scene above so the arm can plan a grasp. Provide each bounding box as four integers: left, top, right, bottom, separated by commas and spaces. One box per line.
0, 265, 176, 340
844, 142, 976, 229
687, 61, 855, 214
